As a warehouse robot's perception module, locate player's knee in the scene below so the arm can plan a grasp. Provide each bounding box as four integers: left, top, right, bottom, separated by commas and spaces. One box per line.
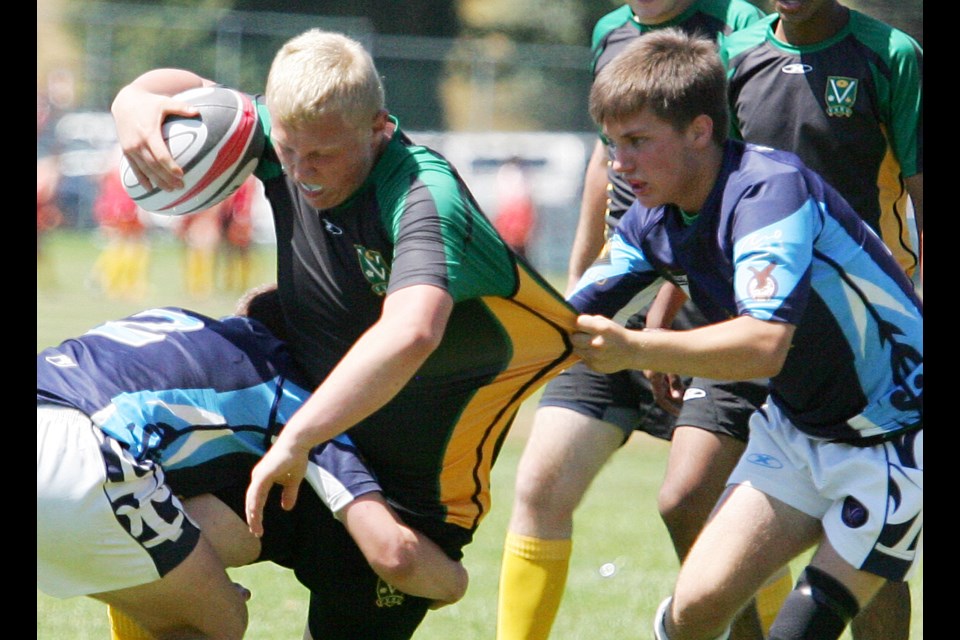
671, 579, 739, 636
768, 567, 860, 640
656, 479, 686, 528
511, 467, 577, 525
656, 480, 711, 550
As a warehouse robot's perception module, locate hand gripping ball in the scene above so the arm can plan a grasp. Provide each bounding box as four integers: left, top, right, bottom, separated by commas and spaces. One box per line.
119, 86, 264, 216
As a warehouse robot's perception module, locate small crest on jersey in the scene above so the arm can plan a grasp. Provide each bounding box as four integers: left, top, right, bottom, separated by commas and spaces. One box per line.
825, 76, 858, 117
355, 245, 390, 296
375, 578, 405, 608
746, 262, 778, 301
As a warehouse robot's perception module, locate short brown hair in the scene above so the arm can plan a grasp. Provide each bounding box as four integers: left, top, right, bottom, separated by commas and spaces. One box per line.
589, 28, 728, 145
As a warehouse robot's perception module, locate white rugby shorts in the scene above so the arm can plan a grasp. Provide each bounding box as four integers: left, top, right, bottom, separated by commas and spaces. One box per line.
37, 404, 200, 598
727, 401, 922, 582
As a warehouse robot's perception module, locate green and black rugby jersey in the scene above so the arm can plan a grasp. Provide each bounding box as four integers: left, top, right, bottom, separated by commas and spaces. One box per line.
722, 11, 923, 276
253, 102, 577, 537
590, 1, 766, 221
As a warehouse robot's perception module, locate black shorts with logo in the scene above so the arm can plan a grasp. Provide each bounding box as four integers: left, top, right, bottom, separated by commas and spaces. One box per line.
214, 482, 470, 640
540, 303, 767, 443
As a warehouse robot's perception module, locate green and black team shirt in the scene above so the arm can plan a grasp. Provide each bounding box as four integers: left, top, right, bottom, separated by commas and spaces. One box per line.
253, 101, 577, 544
721, 11, 923, 276
591, 0, 766, 222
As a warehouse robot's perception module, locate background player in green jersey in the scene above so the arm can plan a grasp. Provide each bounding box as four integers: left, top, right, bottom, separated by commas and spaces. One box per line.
722, 0, 922, 286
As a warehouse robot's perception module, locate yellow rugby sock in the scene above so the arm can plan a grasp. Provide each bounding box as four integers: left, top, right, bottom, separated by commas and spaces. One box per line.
755, 566, 794, 634
108, 605, 155, 640
496, 532, 572, 640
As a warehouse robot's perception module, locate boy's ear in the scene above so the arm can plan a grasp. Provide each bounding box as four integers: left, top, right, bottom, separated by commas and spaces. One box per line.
688, 114, 714, 147
371, 108, 390, 133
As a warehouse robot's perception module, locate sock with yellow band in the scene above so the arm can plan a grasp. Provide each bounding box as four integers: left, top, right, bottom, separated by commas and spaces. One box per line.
496, 532, 573, 640
755, 565, 794, 634
108, 605, 154, 640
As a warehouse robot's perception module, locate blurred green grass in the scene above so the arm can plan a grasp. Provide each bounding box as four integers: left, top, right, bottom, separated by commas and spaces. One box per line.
37, 229, 921, 638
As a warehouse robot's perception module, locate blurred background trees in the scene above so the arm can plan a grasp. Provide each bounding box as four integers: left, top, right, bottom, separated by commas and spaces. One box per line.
39, 0, 921, 133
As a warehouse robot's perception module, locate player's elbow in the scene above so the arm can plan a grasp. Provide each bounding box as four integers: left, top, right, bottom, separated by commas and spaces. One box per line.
750, 322, 794, 378
390, 321, 445, 360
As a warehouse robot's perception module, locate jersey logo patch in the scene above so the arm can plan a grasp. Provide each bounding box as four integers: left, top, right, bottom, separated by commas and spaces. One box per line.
375, 578, 405, 608
322, 219, 343, 235
781, 63, 813, 74
746, 262, 778, 301
45, 353, 78, 368
825, 76, 858, 117
355, 245, 390, 296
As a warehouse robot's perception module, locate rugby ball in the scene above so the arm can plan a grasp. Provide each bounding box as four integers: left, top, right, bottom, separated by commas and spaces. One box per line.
118, 86, 264, 216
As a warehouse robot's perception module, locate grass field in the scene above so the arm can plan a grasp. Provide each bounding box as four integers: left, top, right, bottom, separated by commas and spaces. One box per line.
37, 230, 922, 638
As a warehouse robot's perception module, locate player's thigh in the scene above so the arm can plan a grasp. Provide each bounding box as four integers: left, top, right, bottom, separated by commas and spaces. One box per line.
515, 405, 625, 507
675, 483, 820, 610
662, 427, 745, 501
660, 377, 764, 511
92, 533, 248, 640
807, 537, 887, 609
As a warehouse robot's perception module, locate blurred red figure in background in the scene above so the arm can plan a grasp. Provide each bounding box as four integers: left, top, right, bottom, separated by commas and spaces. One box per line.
175, 204, 222, 300
37, 157, 64, 289
219, 177, 257, 293
493, 156, 537, 260
91, 158, 150, 300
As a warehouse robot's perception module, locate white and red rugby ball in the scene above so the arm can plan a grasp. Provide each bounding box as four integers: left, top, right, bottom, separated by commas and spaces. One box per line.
119, 86, 264, 216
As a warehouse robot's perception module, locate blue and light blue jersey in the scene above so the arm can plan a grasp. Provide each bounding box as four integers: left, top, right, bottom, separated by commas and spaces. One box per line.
37, 308, 334, 497
570, 141, 922, 441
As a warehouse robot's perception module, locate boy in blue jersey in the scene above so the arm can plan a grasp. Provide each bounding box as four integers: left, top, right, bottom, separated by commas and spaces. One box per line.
713, 1, 922, 633
37, 305, 468, 639
572, 28, 921, 640
497, 3, 789, 639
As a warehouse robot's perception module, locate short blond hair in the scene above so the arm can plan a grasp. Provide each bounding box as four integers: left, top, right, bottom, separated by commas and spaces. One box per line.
265, 29, 385, 129
589, 28, 728, 145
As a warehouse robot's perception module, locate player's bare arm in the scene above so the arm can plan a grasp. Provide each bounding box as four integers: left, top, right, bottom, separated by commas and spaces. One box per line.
642, 281, 691, 415
573, 314, 794, 381
111, 69, 213, 191
246, 284, 455, 534
565, 140, 612, 295
341, 494, 469, 607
